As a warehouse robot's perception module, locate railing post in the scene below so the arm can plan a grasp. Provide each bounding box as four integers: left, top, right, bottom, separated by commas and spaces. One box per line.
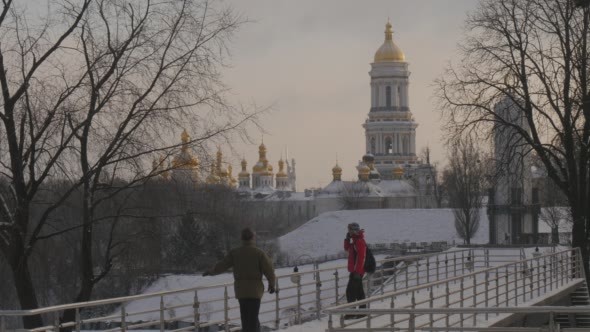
160, 296, 165, 332
549, 311, 555, 332
436, 256, 440, 284
75, 308, 81, 332
275, 278, 280, 329
429, 287, 434, 327
334, 270, 339, 305
121, 304, 127, 332
459, 278, 464, 328
461, 251, 465, 275
380, 263, 385, 295
0, 316, 4, 332
445, 280, 450, 328
445, 253, 449, 279
224, 286, 229, 332
472, 275, 477, 325
485, 272, 489, 320
193, 290, 200, 332
409, 313, 415, 332
296, 275, 302, 325
328, 314, 333, 331
485, 248, 490, 268
505, 266, 509, 306
54, 311, 60, 332
390, 296, 395, 329
453, 253, 457, 277
416, 262, 420, 286
514, 264, 519, 306
315, 267, 322, 320
426, 257, 430, 283
406, 263, 409, 288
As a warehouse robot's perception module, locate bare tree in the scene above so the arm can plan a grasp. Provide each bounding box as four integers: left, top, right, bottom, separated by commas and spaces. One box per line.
437, 0, 590, 281
0, 1, 91, 327
443, 137, 488, 245
539, 177, 571, 244
0, 0, 261, 327
339, 181, 369, 210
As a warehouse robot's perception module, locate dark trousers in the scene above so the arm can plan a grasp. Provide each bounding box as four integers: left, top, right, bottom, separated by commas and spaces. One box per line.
238, 298, 261, 332
346, 273, 366, 308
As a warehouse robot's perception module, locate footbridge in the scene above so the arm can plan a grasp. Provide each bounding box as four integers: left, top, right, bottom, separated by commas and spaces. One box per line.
0, 248, 588, 332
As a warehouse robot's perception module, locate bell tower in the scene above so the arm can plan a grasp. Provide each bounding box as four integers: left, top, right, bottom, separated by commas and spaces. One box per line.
363, 21, 418, 179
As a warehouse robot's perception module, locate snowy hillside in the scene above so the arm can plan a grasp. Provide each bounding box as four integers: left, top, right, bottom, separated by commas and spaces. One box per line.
278, 208, 489, 260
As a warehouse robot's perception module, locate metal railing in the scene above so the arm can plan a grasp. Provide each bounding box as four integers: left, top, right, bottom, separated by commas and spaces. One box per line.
0, 248, 524, 332
325, 248, 585, 332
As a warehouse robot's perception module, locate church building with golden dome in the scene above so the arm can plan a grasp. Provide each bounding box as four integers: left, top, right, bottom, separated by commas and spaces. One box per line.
159, 22, 437, 226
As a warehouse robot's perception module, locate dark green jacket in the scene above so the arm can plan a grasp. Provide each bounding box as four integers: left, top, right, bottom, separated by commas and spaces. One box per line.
211, 240, 276, 299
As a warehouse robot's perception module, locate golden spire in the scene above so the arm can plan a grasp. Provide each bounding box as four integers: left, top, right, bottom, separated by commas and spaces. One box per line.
374, 21, 405, 62
206, 163, 220, 184
228, 165, 237, 187
216, 148, 223, 175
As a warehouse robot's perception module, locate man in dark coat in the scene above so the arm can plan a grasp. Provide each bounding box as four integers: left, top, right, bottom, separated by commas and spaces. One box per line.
203, 228, 276, 332
344, 222, 366, 317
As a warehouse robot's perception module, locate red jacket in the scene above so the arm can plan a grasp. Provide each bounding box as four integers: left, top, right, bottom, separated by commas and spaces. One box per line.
344, 230, 366, 275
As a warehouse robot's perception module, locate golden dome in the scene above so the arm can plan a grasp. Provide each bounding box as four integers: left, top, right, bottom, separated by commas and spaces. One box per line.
239, 158, 250, 177
276, 158, 288, 178
332, 163, 342, 174
374, 22, 405, 63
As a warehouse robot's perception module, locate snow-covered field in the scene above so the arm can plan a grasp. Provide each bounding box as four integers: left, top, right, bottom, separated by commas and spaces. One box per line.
279, 209, 489, 260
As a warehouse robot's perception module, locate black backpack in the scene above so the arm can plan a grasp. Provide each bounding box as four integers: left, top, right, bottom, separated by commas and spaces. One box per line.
364, 247, 376, 273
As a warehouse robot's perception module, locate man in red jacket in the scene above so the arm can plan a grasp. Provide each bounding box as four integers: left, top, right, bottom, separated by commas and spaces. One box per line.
344, 222, 366, 316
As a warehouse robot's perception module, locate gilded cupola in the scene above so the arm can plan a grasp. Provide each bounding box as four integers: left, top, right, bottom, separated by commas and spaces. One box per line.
357, 163, 371, 182
172, 129, 199, 169
332, 162, 343, 181
374, 21, 405, 63
239, 158, 250, 178
276, 158, 288, 178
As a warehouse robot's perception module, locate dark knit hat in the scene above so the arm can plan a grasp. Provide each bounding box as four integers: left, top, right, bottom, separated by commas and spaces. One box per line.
348, 222, 360, 232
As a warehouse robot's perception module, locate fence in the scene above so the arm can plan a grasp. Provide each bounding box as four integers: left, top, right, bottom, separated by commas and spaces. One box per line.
324, 248, 585, 331
0, 248, 526, 332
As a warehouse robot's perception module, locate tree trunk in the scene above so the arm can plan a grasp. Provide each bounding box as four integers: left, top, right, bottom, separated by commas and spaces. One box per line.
570, 203, 590, 285
551, 226, 559, 244
10, 250, 43, 328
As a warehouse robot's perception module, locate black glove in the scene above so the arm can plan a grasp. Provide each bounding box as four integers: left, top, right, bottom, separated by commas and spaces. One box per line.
345, 232, 351, 240
268, 285, 276, 294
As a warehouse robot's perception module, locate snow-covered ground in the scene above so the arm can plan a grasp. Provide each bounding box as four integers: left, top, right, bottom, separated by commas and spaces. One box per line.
279, 209, 489, 260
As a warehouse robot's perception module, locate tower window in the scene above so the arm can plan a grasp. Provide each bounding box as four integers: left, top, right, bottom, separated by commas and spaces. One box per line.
386, 86, 392, 107
385, 137, 393, 154
398, 86, 402, 106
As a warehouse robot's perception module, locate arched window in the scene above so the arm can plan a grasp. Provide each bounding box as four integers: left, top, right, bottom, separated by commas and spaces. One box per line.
386, 86, 392, 107
398, 86, 402, 106
385, 137, 393, 154
370, 137, 376, 154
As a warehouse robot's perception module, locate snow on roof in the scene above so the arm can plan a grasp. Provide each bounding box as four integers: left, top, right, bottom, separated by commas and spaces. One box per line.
378, 179, 417, 196
279, 208, 489, 260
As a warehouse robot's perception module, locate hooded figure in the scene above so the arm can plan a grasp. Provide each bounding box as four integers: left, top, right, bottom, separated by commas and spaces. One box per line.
343, 222, 367, 317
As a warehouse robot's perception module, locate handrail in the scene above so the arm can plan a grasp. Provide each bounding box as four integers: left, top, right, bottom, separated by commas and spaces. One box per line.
324, 248, 583, 332
0, 248, 526, 332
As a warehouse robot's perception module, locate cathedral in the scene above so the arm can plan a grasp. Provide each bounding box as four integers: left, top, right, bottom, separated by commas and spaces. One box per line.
161, 21, 437, 222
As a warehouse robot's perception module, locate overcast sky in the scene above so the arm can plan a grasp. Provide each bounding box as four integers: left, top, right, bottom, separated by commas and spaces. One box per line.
219, 0, 479, 189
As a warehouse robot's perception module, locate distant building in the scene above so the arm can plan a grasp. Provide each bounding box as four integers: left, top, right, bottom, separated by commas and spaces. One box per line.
487, 96, 540, 244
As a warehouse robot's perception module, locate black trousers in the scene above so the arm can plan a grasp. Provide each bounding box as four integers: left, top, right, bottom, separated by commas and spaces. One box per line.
238, 298, 261, 332
346, 273, 366, 308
